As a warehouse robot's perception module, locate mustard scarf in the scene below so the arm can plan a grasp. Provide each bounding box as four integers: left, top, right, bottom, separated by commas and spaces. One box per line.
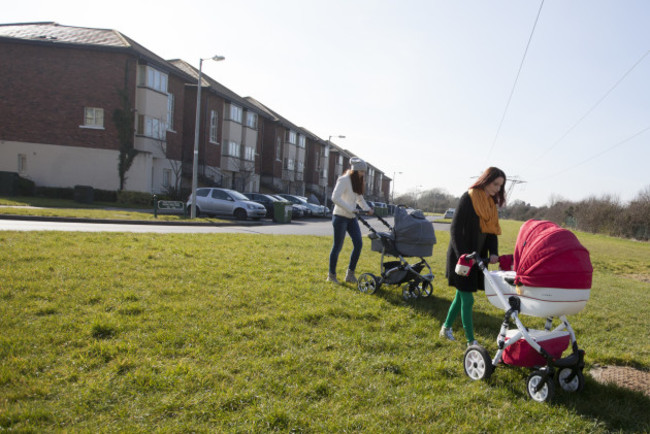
468, 188, 501, 235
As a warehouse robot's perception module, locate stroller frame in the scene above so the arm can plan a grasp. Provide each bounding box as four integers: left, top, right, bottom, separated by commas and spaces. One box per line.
463, 252, 586, 403
356, 212, 434, 300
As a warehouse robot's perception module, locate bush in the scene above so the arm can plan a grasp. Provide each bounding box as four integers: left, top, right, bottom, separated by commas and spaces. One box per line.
116, 190, 154, 206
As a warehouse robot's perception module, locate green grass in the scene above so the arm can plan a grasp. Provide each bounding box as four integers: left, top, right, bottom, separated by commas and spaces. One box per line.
0, 222, 648, 432
0, 196, 226, 223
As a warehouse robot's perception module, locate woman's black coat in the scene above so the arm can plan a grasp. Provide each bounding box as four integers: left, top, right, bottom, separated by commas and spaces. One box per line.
445, 191, 499, 292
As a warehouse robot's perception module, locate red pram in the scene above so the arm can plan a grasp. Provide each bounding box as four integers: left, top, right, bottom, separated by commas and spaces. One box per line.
463, 220, 593, 402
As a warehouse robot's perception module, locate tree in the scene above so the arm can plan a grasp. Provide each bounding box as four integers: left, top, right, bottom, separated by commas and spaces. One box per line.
113, 88, 138, 191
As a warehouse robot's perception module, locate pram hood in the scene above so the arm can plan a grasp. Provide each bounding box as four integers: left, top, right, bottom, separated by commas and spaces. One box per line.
513, 219, 592, 289
392, 207, 436, 257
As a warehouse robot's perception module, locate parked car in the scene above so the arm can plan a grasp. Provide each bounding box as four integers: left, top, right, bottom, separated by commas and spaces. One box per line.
443, 208, 455, 219
278, 194, 329, 217
243, 193, 279, 218
186, 187, 267, 220
269, 195, 305, 219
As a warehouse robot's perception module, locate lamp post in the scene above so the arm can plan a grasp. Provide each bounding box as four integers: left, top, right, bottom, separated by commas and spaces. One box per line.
391, 171, 402, 204
190, 54, 225, 219
324, 134, 345, 207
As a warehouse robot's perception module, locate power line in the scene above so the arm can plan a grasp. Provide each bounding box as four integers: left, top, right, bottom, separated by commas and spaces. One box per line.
486, 0, 545, 162
537, 123, 650, 182
526, 49, 650, 169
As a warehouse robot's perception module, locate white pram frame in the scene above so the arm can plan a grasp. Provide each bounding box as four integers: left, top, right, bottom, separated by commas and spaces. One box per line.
462, 253, 587, 403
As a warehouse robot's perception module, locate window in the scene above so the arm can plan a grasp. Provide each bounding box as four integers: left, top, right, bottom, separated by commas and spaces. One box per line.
298, 134, 306, 149
162, 169, 171, 187
224, 141, 240, 157
137, 115, 166, 140
228, 104, 243, 123
275, 137, 282, 160
244, 146, 255, 161
314, 152, 320, 170
167, 94, 174, 131
138, 65, 168, 93
296, 160, 304, 173
284, 158, 295, 170
245, 111, 258, 129
209, 110, 219, 143
83, 107, 104, 129
324, 146, 329, 157
287, 130, 297, 144
17, 154, 26, 173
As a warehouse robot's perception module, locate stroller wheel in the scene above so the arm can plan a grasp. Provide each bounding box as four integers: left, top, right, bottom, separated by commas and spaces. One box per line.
556, 368, 585, 393
417, 279, 433, 297
463, 345, 494, 381
358, 273, 379, 294
402, 283, 420, 300
527, 370, 555, 402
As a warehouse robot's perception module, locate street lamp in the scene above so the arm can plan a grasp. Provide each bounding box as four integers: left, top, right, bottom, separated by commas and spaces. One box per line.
391, 171, 403, 204
190, 54, 225, 219
324, 134, 345, 206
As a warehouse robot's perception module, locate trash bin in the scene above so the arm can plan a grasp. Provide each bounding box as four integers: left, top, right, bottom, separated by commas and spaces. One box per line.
273, 201, 292, 223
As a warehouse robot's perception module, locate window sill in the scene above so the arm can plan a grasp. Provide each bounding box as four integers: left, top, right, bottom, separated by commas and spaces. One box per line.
79, 125, 105, 130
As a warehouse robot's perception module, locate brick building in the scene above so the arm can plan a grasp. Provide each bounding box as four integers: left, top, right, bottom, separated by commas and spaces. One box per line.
0, 22, 390, 204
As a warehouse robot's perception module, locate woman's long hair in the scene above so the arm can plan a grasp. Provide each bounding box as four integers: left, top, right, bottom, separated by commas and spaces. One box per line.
348, 170, 365, 195
470, 166, 506, 206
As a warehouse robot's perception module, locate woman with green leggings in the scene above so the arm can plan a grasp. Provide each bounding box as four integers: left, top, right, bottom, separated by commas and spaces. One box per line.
440, 167, 506, 346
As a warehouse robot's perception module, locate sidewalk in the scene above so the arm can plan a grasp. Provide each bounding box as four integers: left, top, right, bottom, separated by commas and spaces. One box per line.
0, 206, 269, 226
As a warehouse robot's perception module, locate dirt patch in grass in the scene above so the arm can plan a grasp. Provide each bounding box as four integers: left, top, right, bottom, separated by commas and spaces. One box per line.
625, 274, 650, 283
590, 365, 650, 397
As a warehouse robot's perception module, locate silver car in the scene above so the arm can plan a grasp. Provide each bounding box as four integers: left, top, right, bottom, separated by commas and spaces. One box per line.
187, 188, 267, 220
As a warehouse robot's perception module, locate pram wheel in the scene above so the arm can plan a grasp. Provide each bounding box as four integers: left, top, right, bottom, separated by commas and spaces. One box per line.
463, 345, 494, 381
416, 279, 433, 297
527, 370, 555, 402
556, 368, 585, 393
402, 283, 420, 300
357, 273, 379, 294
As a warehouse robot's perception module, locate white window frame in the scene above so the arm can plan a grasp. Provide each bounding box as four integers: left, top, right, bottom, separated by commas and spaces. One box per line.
224, 140, 241, 158
81, 107, 104, 129
228, 104, 243, 123
162, 169, 172, 187
287, 130, 297, 144
244, 146, 255, 161
137, 115, 166, 140
17, 154, 27, 173
167, 93, 174, 131
298, 134, 306, 149
209, 110, 219, 143
245, 111, 258, 129
138, 65, 168, 94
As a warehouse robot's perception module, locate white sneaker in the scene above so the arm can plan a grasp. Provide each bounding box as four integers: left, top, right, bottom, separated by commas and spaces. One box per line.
467, 340, 479, 347
439, 326, 456, 341
327, 273, 339, 284
345, 269, 357, 283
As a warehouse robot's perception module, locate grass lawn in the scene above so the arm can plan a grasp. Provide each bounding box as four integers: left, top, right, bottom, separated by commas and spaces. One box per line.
0, 196, 227, 223
1, 221, 649, 431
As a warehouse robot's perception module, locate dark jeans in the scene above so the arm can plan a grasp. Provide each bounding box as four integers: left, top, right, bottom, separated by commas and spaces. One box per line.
329, 214, 363, 275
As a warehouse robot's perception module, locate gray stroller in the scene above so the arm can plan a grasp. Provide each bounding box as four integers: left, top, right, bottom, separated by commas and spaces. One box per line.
357, 206, 436, 300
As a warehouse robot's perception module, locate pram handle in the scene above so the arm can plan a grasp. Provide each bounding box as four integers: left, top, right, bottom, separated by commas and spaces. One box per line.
356, 211, 393, 234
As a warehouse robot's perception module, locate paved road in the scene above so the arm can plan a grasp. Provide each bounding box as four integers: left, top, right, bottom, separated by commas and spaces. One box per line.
0, 216, 448, 235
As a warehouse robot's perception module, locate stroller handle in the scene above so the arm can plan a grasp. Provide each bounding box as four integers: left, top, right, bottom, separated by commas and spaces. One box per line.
356, 211, 393, 234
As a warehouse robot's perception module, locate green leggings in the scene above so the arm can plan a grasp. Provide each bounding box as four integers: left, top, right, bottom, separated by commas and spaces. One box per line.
443, 290, 475, 343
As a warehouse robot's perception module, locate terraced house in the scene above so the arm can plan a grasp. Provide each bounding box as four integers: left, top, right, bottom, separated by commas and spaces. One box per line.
0, 22, 390, 204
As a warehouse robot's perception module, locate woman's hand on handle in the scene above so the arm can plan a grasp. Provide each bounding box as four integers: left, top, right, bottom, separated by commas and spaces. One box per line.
489, 254, 499, 264
367, 208, 374, 216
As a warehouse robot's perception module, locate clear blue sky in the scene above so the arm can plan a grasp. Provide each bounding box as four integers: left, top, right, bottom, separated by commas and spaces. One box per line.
4, 0, 649, 206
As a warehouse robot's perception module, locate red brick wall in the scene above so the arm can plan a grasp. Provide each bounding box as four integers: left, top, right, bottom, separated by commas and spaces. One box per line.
0, 41, 136, 150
